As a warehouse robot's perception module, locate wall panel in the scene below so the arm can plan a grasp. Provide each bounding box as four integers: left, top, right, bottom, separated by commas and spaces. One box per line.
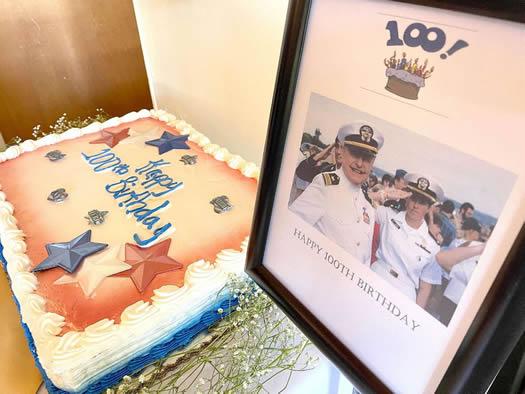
0, 0, 152, 141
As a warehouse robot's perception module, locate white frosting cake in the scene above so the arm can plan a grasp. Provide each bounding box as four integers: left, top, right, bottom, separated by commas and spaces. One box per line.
0, 109, 258, 392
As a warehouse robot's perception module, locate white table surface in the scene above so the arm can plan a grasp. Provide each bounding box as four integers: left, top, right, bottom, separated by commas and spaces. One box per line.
36, 346, 356, 393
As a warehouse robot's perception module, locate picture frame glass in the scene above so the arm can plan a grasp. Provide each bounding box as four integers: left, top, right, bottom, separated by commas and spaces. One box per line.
259, 1, 525, 392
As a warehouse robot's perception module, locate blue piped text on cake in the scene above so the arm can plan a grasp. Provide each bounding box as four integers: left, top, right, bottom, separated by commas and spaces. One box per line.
82, 149, 183, 247
135, 159, 183, 197
81, 148, 130, 174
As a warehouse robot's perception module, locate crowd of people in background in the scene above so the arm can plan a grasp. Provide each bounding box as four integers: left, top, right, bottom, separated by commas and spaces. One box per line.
289, 124, 495, 325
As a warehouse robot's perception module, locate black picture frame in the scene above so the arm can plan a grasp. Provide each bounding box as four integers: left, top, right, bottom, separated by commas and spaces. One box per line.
245, 1, 525, 393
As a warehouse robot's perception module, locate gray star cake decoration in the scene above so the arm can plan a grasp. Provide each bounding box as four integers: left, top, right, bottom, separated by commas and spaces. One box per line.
32, 230, 108, 273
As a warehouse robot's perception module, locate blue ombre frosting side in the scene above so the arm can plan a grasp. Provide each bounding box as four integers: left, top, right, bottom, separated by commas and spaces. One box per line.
0, 242, 238, 394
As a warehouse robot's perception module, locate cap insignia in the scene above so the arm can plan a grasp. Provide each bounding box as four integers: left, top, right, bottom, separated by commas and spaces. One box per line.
417, 177, 430, 191
359, 125, 374, 143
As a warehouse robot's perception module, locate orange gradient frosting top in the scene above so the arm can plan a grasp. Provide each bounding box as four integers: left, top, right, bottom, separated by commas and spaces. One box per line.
0, 118, 257, 332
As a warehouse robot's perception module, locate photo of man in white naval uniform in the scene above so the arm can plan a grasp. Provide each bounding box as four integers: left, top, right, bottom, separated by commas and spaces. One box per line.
372, 174, 443, 308
289, 122, 384, 265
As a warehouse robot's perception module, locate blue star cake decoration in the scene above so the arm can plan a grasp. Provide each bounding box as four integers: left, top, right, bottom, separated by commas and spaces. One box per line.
145, 131, 190, 155
32, 230, 108, 273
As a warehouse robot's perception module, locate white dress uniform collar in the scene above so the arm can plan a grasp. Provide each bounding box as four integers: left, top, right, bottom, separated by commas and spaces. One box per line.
395, 210, 431, 236
334, 168, 362, 193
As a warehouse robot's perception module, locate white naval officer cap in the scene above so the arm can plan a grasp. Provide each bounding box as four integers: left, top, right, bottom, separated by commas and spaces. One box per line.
336, 121, 384, 155
405, 173, 444, 204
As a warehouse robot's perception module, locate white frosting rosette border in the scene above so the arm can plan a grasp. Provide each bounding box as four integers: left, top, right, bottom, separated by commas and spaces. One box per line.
0, 109, 255, 391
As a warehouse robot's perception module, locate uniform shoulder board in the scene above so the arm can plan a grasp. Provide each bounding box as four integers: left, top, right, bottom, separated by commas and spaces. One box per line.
322, 172, 339, 186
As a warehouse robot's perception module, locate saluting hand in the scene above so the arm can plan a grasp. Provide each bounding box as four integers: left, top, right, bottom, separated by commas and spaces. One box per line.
312, 143, 336, 166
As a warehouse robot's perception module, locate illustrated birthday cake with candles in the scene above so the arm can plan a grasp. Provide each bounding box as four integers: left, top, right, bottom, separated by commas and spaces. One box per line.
384, 51, 434, 100
0, 109, 259, 393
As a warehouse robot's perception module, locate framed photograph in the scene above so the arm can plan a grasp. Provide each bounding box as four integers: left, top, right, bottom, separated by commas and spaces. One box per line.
246, 1, 525, 393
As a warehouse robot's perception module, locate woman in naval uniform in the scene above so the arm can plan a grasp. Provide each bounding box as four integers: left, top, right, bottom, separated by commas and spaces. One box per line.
371, 173, 443, 308
289, 122, 384, 266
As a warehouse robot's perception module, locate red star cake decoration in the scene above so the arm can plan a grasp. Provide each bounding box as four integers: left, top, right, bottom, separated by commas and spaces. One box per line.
90, 128, 130, 148
112, 239, 183, 292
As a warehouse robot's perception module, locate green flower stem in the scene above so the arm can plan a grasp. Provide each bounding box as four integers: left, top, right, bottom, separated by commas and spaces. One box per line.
109, 276, 318, 394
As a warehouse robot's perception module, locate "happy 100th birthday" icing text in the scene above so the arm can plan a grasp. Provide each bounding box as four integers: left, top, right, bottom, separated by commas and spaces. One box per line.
82, 148, 183, 246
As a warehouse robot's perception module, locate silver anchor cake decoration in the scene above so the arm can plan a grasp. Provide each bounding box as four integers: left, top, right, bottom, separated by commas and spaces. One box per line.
210, 195, 233, 214
180, 155, 198, 165
85, 209, 109, 225
45, 150, 66, 162
47, 188, 68, 203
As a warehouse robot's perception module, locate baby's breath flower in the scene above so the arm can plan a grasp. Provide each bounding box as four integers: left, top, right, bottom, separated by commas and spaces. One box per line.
108, 276, 313, 393
7, 109, 110, 150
